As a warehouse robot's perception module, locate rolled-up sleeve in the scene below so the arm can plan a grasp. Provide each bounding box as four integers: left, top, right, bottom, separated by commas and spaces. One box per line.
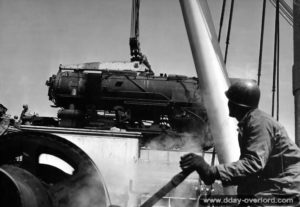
216, 118, 272, 185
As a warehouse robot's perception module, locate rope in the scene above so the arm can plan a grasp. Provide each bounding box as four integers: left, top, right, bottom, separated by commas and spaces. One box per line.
269, 0, 293, 26
218, 0, 227, 42
224, 0, 235, 64
257, 0, 267, 86
271, 0, 280, 119
276, 15, 280, 121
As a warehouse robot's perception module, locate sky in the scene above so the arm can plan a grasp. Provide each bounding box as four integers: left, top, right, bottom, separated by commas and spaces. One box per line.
0, 0, 295, 140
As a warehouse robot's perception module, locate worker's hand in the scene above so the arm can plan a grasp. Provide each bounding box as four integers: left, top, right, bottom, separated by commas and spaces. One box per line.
180, 153, 218, 185
180, 153, 203, 171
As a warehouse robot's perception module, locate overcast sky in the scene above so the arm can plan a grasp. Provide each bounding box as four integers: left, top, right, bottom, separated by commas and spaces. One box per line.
0, 0, 295, 140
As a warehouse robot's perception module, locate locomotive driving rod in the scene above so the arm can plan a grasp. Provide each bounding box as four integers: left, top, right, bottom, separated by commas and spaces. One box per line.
139, 170, 193, 207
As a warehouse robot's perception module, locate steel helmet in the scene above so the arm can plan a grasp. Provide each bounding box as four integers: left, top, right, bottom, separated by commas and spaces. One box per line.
225, 80, 260, 108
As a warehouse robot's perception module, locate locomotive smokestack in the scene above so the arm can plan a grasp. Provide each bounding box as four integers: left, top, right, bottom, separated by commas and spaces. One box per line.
179, 0, 239, 194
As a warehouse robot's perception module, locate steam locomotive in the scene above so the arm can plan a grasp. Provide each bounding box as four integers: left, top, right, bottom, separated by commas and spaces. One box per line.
46, 61, 210, 135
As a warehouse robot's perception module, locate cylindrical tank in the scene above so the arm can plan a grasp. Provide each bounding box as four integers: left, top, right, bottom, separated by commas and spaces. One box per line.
47, 70, 202, 109
0, 132, 111, 207
0, 165, 52, 207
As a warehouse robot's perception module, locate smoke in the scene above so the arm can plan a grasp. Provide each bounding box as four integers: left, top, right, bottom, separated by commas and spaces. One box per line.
133, 124, 217, 207
63, 161, 133, 207
68, 174, 107, 207
57, 117, 215, 207
95, 158, 135, 207
144, 130, 213, 152
57, 165, 110, 207
128, 132, 207, 207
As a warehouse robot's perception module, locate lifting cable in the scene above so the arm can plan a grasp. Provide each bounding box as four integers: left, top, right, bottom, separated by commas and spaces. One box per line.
271, 0, 280, 120
269, 0, 293, 26
224, 0, 235, 64
277, 28, 280, 121
218, 0, 227, 42
257, 0, 267, 86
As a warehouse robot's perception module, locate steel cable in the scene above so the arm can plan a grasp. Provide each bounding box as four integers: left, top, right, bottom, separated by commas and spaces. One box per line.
224, 0, 235, 64
257, 0, 267, 86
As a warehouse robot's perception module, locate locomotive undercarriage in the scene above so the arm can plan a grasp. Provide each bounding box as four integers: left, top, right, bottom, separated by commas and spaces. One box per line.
53, 101, 213, 150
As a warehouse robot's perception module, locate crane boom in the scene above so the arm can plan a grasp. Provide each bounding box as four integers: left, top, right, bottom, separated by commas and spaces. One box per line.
130, 0, 140, 61
129, 0, 152, 72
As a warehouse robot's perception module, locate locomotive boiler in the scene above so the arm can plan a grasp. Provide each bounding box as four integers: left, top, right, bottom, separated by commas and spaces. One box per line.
46, 61, 209, 135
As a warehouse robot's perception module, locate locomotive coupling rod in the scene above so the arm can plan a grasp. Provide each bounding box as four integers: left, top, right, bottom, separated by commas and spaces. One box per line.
140, 170, 193, 207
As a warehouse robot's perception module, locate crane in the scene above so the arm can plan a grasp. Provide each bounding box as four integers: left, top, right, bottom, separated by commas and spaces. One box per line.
129, 0, 153, 73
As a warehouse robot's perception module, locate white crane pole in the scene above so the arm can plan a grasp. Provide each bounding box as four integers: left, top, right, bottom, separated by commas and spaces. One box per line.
179, 0, 240, 194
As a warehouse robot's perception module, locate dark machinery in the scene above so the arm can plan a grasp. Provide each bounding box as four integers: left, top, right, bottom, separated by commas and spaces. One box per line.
0, 131, 110, 207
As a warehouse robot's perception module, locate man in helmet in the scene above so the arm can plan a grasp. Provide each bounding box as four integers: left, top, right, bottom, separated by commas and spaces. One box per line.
180, 80, 300, 201
19, 104, 33, 125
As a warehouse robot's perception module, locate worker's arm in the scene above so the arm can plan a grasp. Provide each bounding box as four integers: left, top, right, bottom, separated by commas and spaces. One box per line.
216, 117, 272, 185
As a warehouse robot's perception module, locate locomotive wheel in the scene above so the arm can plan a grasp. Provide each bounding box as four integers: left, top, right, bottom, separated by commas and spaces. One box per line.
0, 131, 110, 207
